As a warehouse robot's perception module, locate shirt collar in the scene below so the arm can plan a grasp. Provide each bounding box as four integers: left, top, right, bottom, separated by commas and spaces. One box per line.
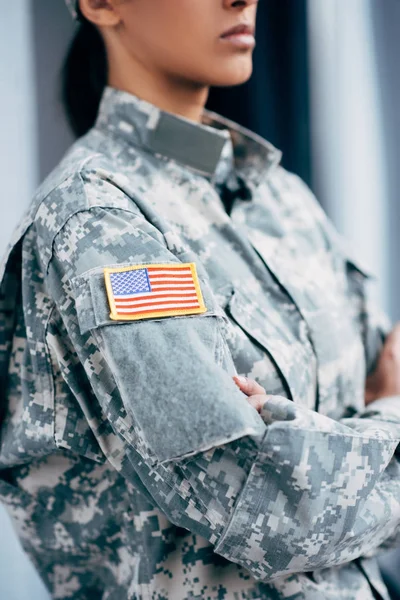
94, 86, 282, 190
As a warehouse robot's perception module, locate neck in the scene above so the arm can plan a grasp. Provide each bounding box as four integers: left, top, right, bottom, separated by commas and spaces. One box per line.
107, 51, 210, 124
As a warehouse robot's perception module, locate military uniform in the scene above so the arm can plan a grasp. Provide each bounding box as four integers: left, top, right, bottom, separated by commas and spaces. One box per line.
1, 83, 400, 600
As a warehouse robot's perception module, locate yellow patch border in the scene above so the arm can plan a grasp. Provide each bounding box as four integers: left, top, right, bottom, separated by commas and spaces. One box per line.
104, 262, 207, 321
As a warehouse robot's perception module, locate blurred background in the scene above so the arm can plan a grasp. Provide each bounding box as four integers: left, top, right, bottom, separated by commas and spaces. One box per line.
0, 0, 399, 598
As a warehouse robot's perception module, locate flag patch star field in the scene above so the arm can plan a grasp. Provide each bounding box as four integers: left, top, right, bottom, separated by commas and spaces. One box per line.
104, 262, 207, 321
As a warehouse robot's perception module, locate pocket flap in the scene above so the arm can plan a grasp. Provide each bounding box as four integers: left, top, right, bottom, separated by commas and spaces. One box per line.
338, 239, 375, 280
225, 288, 299, 404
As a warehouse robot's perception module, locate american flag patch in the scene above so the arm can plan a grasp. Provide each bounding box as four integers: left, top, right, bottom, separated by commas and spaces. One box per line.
104, 262, 207, 321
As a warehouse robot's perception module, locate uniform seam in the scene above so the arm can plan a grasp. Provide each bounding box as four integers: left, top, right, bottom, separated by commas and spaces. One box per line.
45, 204, 149, 277
214, 433, 269, 563
32, 152, 104, 223
42, 301, 57, 443
262, 425, 400, 444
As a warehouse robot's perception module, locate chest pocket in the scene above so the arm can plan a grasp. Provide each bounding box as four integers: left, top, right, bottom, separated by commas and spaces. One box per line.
225, 232, 373, 418
271, 244, 373, 418
219, 284, 317, 410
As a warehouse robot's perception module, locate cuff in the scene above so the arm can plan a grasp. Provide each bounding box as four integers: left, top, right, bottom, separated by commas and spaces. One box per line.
360, 396, 400, 424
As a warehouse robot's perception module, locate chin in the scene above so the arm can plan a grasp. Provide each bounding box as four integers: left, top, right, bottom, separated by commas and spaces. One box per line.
207, 59, 253, 87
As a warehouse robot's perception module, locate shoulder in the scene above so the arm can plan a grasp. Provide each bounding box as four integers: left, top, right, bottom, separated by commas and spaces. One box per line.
34, 135, 139, 231
29, 134, 145, 275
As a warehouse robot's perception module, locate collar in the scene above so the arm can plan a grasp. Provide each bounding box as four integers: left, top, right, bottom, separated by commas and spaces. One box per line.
94, 86, 282, 190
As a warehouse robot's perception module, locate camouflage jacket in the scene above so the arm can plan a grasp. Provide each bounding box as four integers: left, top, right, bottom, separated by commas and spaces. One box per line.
1, 86, 400, 600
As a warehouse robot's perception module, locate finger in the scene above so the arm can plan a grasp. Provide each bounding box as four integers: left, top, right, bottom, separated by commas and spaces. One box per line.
233, 375, 266, 397
246, 394, 266, 413
383, 325, 400, 359
386, 322, 400, 345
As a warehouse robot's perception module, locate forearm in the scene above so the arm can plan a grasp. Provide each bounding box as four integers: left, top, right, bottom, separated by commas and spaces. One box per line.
210, 395, 400, 580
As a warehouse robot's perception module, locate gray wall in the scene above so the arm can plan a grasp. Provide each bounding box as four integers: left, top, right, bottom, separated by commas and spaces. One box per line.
32, 0, 75, 182
307, 0, 396, 317
373, 0, 400, 320
0, 0, 74, 257
0, 2, 38, 252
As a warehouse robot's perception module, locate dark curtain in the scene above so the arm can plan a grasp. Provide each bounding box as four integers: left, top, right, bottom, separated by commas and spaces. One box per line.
206, 0, 311, 187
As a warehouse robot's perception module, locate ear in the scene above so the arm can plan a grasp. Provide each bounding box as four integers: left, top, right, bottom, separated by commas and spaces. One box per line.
78, 0, 122, 27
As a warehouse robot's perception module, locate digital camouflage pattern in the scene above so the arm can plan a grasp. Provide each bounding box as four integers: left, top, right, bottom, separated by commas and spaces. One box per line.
1, 85, 400, 600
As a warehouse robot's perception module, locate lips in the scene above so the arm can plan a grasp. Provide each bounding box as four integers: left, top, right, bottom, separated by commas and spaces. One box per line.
220, 23, 255, 38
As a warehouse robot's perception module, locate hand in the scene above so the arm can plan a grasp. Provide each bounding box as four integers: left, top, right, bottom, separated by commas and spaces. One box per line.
233, 375, 268, 413
233, 321, 400, 412
365, 323, 400, 405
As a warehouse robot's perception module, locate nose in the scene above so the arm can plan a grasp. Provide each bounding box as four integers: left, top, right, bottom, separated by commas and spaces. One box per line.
223, 0, 258, 7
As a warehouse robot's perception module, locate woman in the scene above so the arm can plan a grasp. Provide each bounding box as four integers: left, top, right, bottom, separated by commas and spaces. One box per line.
1, 0, 400, 598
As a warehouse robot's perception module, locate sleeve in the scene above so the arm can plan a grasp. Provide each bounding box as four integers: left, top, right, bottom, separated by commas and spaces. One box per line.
276, 170, 400, 559
45, 197, 400, 582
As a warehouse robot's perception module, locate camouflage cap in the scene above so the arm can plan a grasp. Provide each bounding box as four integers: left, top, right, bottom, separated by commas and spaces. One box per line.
65, 0, 79, 20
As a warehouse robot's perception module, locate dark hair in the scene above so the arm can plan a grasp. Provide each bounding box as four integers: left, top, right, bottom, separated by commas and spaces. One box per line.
61, 14, 108, 138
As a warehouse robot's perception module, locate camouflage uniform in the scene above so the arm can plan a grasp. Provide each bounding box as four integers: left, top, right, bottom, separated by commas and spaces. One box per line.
1, 84, 400, 600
